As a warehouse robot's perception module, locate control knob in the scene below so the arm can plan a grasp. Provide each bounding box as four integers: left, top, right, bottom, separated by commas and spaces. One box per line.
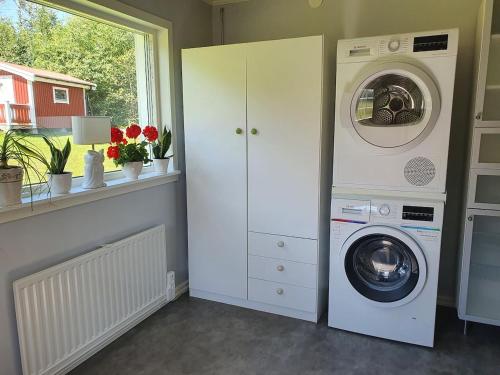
379, 204, 391, 216
388, 39, 400, 52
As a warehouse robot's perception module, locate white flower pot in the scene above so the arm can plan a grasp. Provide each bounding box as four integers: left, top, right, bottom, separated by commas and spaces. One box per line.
0, 167, 23, 207
123, 162, 143, 180
48, 172, 73, 195
153, 158, 170, 174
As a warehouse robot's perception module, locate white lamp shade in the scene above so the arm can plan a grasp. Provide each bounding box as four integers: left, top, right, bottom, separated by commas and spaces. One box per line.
71, 116, 111, 145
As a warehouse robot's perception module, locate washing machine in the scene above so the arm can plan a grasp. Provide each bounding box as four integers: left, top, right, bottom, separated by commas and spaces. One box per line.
328, 196, 444, 347
332, 29, 458, 193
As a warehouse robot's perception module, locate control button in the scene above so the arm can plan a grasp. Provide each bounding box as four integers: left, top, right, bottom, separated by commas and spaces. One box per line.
379, 204, 391, 216
388, 39, 400, 52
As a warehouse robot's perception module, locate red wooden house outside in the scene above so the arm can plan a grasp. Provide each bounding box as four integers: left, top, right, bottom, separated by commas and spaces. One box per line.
0, 61, 96, 130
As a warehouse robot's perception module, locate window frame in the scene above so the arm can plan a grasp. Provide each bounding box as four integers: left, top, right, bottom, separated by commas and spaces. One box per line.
52, 86, 70, 104
32, 0, 178, 171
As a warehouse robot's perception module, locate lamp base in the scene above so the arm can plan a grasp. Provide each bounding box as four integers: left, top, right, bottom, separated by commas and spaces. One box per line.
82, 150, 106, 189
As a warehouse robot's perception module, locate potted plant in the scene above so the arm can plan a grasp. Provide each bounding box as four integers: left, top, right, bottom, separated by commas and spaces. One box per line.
0, 130, 46, 206
147, 126, 172, 174
39, 137, 72, 194
107, 124, 150, 180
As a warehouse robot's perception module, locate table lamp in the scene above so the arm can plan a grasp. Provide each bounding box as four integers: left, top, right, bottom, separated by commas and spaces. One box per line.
71, 116, 111, 189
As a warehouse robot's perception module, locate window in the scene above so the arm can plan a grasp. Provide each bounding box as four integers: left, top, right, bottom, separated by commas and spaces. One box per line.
0, 76, 15, 103
53, 87, 69, 104
0, 0, 175, 184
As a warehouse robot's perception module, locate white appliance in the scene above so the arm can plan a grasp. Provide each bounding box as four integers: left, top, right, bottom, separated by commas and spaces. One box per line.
333, 29, 458, 193
328, 196, 444, 347
183, 36, 332, 322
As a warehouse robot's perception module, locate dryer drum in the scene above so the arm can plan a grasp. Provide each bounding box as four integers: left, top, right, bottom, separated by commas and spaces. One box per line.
356, 73, 425, 127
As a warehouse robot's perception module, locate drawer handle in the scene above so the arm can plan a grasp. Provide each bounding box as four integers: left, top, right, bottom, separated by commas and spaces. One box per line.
277, 241, 285, 248
277, 265, 285, 272
276, 288, 284, 295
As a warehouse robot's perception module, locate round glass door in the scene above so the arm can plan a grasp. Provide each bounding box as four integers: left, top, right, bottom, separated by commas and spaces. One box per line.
346, 63, 441, 150
344, 233, 420, 303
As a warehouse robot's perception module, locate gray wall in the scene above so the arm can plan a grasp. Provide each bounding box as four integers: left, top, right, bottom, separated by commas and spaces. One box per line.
0, 1, 212, 374
212, 0, 482, 304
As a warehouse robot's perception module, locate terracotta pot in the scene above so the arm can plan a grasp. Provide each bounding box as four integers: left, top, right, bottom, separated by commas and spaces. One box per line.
153, 158, 170, 174
48, 172, 73, 195
122, 162, 143, 180
0, 167, 23, 207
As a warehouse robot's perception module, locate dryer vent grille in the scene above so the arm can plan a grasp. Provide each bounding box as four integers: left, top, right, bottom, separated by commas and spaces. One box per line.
404, 157, 436, 186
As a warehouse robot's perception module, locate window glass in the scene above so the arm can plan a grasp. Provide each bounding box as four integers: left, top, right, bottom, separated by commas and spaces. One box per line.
0, 0, 147, 181
53, 88, 69, 103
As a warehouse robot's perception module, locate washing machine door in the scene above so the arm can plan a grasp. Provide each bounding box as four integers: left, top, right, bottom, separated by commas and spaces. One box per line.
344, 62, 441, 151
341, 226, 427, 308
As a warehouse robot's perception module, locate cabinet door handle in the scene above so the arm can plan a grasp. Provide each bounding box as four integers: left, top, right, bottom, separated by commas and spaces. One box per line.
277, 241, 285, 248
235, 128, 243, 135
250, 128, 258, 135
276, 288, 284, 295
277, 265, 285, 272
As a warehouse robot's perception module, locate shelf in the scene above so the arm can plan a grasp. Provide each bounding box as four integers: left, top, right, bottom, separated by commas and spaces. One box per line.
486, 84, 500, 90
466, 263, 500, 321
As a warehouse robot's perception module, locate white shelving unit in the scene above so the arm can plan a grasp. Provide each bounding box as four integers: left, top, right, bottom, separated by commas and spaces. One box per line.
458, 0, 500, 331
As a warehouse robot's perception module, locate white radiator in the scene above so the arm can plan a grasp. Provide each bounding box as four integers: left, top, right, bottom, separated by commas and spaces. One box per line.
14, 225, 168, 375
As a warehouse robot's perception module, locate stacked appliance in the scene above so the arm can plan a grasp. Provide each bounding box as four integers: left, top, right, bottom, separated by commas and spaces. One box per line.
329, 29, 459, 347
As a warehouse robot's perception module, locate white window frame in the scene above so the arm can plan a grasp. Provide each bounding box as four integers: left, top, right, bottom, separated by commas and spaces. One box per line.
31, 0, 178, 169
12, 0, 179, 203
38, 0, 179, 168
52, 86, 69, 104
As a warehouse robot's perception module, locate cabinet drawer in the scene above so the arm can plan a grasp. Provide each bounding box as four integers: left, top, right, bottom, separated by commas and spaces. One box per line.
248, 232, 317, 264
248, 278, 316, 313
248, 255, 317, 288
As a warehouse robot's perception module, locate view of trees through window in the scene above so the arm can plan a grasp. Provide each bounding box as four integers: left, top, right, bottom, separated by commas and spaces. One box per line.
0, 0, 142, 178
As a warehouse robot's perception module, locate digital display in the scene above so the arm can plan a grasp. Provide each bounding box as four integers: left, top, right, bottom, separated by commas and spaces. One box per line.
402, 206, 434, 222
413, 34, 448, 52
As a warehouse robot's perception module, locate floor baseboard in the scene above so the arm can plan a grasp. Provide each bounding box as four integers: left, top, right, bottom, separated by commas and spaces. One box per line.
175, 280, 189, 300
437, 294, 455, 308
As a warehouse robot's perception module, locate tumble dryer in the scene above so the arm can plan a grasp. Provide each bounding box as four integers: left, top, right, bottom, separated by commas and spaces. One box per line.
332, 29, 458, 193
328, 196, 444, 347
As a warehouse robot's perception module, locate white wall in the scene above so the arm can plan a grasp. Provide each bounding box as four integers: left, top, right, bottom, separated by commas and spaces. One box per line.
212, 0, 482, 305
0, 1, 212, 374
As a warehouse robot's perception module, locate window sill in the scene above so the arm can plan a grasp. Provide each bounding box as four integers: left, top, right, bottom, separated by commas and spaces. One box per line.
0, 170, 181, 224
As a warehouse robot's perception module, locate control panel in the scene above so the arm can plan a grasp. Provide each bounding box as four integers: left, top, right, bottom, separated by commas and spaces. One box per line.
413, 34, 448, 52
332, 198, 439, 225
402, 205, 434, 222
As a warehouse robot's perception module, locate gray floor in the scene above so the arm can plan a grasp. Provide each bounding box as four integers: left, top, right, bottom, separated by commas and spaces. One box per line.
71, 295, 500, 375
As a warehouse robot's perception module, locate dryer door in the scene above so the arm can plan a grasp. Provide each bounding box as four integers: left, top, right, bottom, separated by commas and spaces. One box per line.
343, 62, 441, 151
341, 226, 427, 308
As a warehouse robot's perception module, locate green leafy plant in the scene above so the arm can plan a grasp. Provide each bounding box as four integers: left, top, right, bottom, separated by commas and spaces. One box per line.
152, 127, 172, 159
0, 130, 48, 197
40, 137, 72, 174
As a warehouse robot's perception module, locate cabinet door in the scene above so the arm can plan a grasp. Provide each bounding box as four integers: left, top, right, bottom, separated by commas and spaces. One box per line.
474, 0, 500, 125
468, 169, 500, 210
247, 36, 323, 239
183, 45, 248, 299
458, 209, 500, 324
471, 128, 500, 168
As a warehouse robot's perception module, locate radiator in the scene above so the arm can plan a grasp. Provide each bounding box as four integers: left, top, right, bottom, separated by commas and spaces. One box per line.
13, 225, 168, 375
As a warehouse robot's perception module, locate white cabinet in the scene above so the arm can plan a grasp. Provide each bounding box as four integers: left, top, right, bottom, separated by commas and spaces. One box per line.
183, 36, 331, 322
458, 0, 500, 328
